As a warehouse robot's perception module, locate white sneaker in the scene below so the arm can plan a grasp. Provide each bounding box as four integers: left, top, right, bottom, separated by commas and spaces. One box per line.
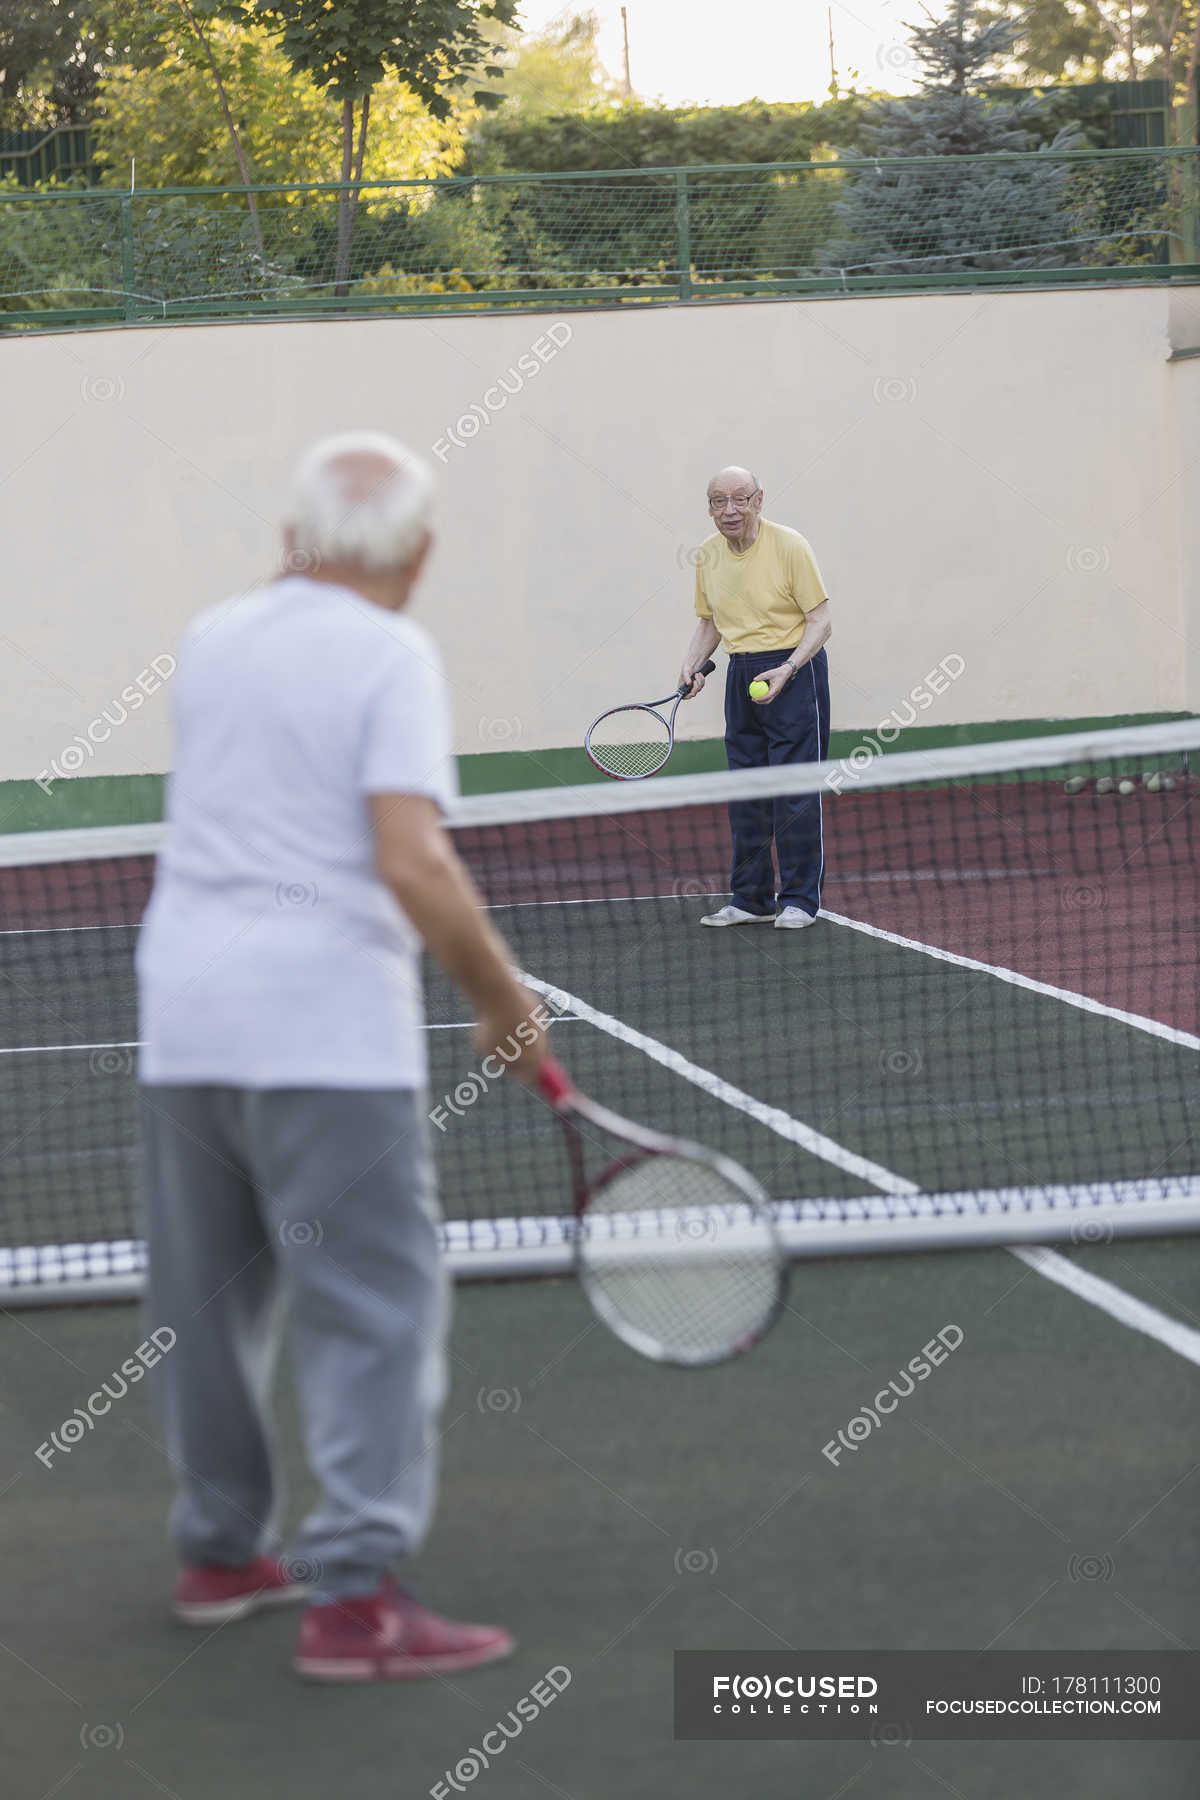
775, 906, 818, 930
699, 904, 776, 928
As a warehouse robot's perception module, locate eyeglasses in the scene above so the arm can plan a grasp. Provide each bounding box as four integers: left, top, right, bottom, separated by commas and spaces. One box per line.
707, 492, 760, 512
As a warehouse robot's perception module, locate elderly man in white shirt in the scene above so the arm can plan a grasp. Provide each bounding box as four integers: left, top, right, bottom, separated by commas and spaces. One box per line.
137, 431, 544, 1682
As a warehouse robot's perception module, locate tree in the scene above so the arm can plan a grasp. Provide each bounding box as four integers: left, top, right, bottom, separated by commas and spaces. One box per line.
977, 0, 1130, 80
475, 9, 621, 116
0, 0, 103, 127
824, 0, 1087, 275
93, 21, 473, 190
978, 0, 1200, 125
235, 0, 518, 288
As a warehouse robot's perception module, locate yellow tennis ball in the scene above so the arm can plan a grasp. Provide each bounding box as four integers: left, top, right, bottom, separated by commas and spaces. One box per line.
748, 679, 769, 699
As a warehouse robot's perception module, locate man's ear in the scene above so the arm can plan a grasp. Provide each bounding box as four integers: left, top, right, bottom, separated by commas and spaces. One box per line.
408, 529, 434, 582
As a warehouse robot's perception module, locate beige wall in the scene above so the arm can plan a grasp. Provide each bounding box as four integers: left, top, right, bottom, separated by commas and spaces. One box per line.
0, 285, 1195, 784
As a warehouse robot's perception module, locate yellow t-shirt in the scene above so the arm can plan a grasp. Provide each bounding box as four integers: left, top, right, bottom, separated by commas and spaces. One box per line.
693, 519, 828, 654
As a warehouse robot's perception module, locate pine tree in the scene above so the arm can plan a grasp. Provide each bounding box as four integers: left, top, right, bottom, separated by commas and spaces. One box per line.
822, 0, 1086, 274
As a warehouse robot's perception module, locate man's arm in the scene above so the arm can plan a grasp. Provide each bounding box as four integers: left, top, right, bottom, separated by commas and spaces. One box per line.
752, 601, 832, 705
679, 617, 721, 697
369, 793, 546, 1077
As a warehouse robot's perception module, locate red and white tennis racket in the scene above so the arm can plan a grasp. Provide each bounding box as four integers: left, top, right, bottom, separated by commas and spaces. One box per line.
584, 661, 716, 780
536, 1054, 786, 1365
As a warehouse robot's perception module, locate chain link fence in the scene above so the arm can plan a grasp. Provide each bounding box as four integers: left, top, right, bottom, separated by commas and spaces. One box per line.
2, 149, 1198, 329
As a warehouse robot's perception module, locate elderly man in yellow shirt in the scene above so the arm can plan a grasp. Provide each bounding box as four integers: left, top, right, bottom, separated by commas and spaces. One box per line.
679, 466, 832, 929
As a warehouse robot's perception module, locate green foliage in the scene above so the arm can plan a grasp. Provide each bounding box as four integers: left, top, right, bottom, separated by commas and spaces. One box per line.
976, 0, 1118, 82
821, 0, 1102, 275
286, 184, 504, 291
0, 0, 103, 127
235, 0, 518, 111
463, 96, 881, 175
92, 21, 473, 188
474, 10, 621, 116
0, 171, 122, 306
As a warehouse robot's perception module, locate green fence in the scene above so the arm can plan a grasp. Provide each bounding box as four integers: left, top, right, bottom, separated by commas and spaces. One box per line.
3, 149, 1199, 331
0, 126, 96, 186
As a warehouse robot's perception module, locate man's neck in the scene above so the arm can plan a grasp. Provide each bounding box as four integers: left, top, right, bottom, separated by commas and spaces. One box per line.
301, 564, 412, 612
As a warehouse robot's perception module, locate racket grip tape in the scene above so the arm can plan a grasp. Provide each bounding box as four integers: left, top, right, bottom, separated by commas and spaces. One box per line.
537, 1055, 575, 1109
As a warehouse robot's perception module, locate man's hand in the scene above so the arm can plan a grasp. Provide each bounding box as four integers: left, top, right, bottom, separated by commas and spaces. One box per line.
679, 665, 706, 699
751, 663, 796, 705
473, 984, 548, 1087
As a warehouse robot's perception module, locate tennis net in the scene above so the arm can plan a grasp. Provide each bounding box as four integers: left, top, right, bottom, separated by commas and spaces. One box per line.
2, 720, 1197, 1302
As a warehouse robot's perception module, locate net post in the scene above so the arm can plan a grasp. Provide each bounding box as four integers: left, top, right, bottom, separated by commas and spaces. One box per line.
675, 170, 693, 300
120, 195, 137, 321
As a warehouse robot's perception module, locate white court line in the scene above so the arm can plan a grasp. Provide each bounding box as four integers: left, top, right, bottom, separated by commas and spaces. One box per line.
822, 908, 1200, 1053
518, 968, 1200, 1366
517, 968, 917, 1198
1011, 1247, 1200, 1369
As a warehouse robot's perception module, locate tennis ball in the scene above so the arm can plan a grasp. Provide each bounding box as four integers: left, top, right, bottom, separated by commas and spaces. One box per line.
1117, 778, 1137, 796
748, 679, 769, 699
1143, 772, 1162, 793
1063, 775, 1088, 796
1094, 776, 1115, 796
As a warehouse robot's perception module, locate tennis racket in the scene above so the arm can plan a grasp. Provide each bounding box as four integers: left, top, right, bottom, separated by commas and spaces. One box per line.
584, 660, 717, 780
536, 1054, 786, 1366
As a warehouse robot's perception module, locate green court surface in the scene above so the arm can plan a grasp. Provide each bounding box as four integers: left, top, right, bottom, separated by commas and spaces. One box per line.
4, 1240, 1200, 1800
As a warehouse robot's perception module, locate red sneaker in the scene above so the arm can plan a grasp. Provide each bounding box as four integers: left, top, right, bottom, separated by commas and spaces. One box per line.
294, 1577, 515, 1682
174, 1555, 308, 1626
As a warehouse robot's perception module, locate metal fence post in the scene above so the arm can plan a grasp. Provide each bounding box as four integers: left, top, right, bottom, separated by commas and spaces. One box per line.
675, 169, 692, 299
119, 194, 137, 320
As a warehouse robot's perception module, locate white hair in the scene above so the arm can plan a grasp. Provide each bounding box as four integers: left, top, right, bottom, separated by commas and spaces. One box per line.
285, 431, 434, 573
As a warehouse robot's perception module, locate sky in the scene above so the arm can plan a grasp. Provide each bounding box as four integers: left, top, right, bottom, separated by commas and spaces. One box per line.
512, 0, 927, 108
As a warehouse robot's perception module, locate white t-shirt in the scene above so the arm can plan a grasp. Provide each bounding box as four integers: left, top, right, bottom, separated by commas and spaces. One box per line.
137, 576, 457, 1088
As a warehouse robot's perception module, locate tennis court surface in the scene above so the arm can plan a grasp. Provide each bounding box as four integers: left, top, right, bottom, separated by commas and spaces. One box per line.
2, 721, 1199, 1796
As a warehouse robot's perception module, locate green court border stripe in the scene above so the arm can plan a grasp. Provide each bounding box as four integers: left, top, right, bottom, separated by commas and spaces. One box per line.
0, 712, 1191, 835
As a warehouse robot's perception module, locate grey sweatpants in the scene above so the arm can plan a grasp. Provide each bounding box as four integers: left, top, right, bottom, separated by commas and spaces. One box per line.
139, 1085, 449, 1600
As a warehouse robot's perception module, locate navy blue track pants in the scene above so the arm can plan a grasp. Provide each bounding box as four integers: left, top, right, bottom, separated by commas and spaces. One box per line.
723, 645, 830, 918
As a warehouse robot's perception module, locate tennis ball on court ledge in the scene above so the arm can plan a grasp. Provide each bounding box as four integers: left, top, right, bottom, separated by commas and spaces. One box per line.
749, 679, 770, 699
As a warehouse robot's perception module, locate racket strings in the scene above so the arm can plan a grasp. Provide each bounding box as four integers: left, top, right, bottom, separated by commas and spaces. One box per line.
579, 1155, 781, 1361
586, 708, 672, 779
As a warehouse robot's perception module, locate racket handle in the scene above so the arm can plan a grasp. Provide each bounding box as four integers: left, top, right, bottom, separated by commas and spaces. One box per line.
537, 1055, 575, 1109
680, 658, 717, 695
